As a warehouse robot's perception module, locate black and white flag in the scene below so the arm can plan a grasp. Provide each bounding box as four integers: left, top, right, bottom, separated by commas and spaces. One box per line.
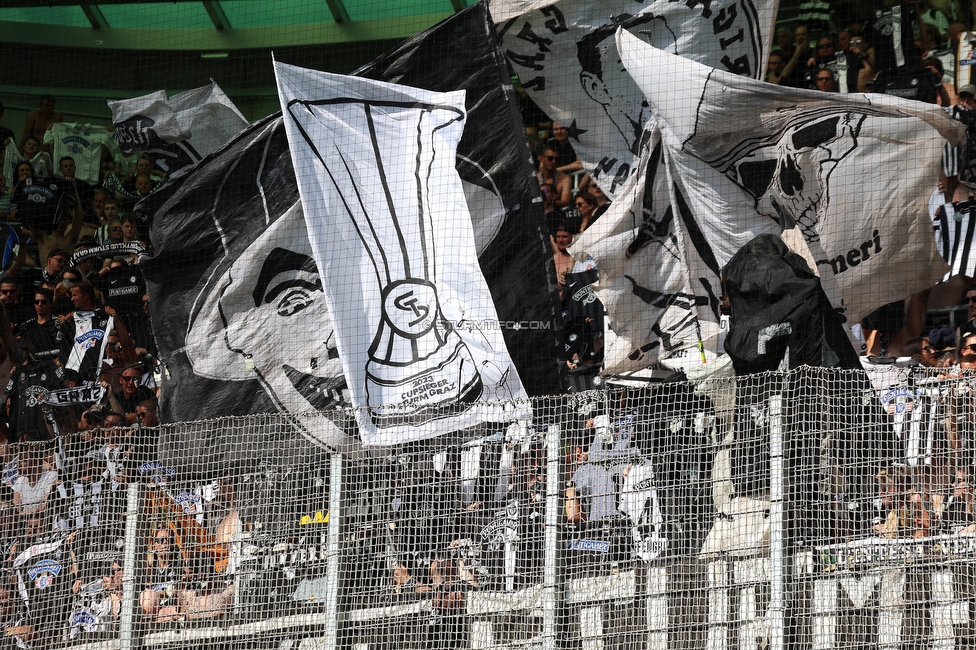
142, 115, 357, 473
572, 129, 719, 374
143, 5, 556, 471
275, 63, 530, 445
109, 82, 249, 176
354, 1, 563, 397
618, 29, 961, 325
494, 0, 779, 196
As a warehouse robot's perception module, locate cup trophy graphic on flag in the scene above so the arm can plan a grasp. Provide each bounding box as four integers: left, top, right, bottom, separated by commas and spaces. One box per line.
276, 64, 527, 445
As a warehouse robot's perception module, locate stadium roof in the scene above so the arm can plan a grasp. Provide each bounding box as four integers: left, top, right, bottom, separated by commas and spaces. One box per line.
0, 0, 471, 50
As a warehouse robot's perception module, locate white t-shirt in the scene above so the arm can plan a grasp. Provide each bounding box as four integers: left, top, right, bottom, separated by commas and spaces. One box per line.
13, 470, 59, 514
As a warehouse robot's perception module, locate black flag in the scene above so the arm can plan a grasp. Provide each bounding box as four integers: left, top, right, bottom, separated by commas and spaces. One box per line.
142, 2, 562, 476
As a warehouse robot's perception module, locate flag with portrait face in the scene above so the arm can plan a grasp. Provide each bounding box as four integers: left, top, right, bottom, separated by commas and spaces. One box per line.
493, 0, 780, 197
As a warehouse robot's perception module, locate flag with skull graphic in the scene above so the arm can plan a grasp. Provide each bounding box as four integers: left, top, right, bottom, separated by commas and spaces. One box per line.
617, 29, 961, 325
275, 63, 530, 445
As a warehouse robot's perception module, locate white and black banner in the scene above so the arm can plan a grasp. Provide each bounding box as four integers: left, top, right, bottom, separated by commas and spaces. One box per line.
143, 5, 557, 475
618, 29, 961, 325
44, 385, 105, 407
275, 63, 530, 445
572, 129, 719, 373
108, 82, 249, 176
494, 0, 779, 197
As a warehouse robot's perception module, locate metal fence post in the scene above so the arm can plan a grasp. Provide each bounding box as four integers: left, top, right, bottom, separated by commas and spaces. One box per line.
542, 423, 561, 650
324, 453, 343, 650
769, 394, 785, 650
119, 480, 141, 650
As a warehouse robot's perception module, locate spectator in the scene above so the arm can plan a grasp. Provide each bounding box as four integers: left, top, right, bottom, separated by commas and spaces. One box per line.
19, 95, 62, 151
537, 147, 572, 210
0, 585, 32, 648
958, 327, 976, 370
814, 68, 837, 92
94, 200, 120, 246
578, 175, 611, 219
805, 36, 838, 86
943, 469, 976, 533
5, 354, 64, 443
551, 225, 575, 302
120, 215, 142, 245
15, 287, 60, 359
3, 135, 53, 183
575, 192, 598, 233
546, 122, 583, 174
565, 444, 616, 523
110, 367, 153, 425
104, 220, 123, 246
140, 526, 184, 622
0, 280, 32, 329
92, 257, 149, 348
52, 266, 82, 316
11, 446, 57, 517
926, 326, 958, 367
69, 557, 123, 639
55, 156, 93, 221
57, 281, 136, 384
5, 246, 69, 309
781, 25, 813, 87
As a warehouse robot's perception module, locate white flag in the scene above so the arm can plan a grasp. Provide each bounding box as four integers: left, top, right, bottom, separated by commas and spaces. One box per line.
274, 62, 529, 446
617, 29, 962, 325
572, 128, 720, 374
494, 0, 779, 196
109, 82, 248, 175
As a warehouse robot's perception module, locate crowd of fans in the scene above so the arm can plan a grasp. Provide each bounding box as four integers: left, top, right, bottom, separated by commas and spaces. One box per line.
5, 2, 976, 644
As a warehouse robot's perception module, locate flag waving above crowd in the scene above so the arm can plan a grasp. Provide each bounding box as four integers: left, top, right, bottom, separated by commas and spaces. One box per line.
493, 0, 780, 197
109, 82, 249, 176
355, 2, 564, 397
616, 28, 961, 326
275, 62, 530, 445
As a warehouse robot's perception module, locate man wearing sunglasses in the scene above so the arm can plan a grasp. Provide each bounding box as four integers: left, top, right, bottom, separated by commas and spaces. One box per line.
111, 367, 153, 425
15, 288, 59, 356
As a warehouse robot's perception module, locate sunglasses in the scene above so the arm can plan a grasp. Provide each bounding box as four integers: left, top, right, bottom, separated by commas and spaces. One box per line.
0, 290, 15, 295
963, 343, 976, 354
967, 296, 976, 303
120, 375, 137, 382
110, 227, 122, 232
34, 299, 49, 305
544, 156, 557, 160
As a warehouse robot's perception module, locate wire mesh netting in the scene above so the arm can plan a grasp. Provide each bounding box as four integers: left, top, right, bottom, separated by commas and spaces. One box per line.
4, 0, 976, 648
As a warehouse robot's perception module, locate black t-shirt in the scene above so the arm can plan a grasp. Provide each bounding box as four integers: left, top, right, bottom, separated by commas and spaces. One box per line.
92, 267, 145, 315
10, 177, 77, 234
16, 318, 61, 357
5, 360, 63, 442
875, 66, 940, 103
867, 2, 920, 73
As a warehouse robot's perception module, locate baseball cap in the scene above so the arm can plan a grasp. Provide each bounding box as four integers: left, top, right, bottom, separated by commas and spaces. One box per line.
960, 84, 976, 96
